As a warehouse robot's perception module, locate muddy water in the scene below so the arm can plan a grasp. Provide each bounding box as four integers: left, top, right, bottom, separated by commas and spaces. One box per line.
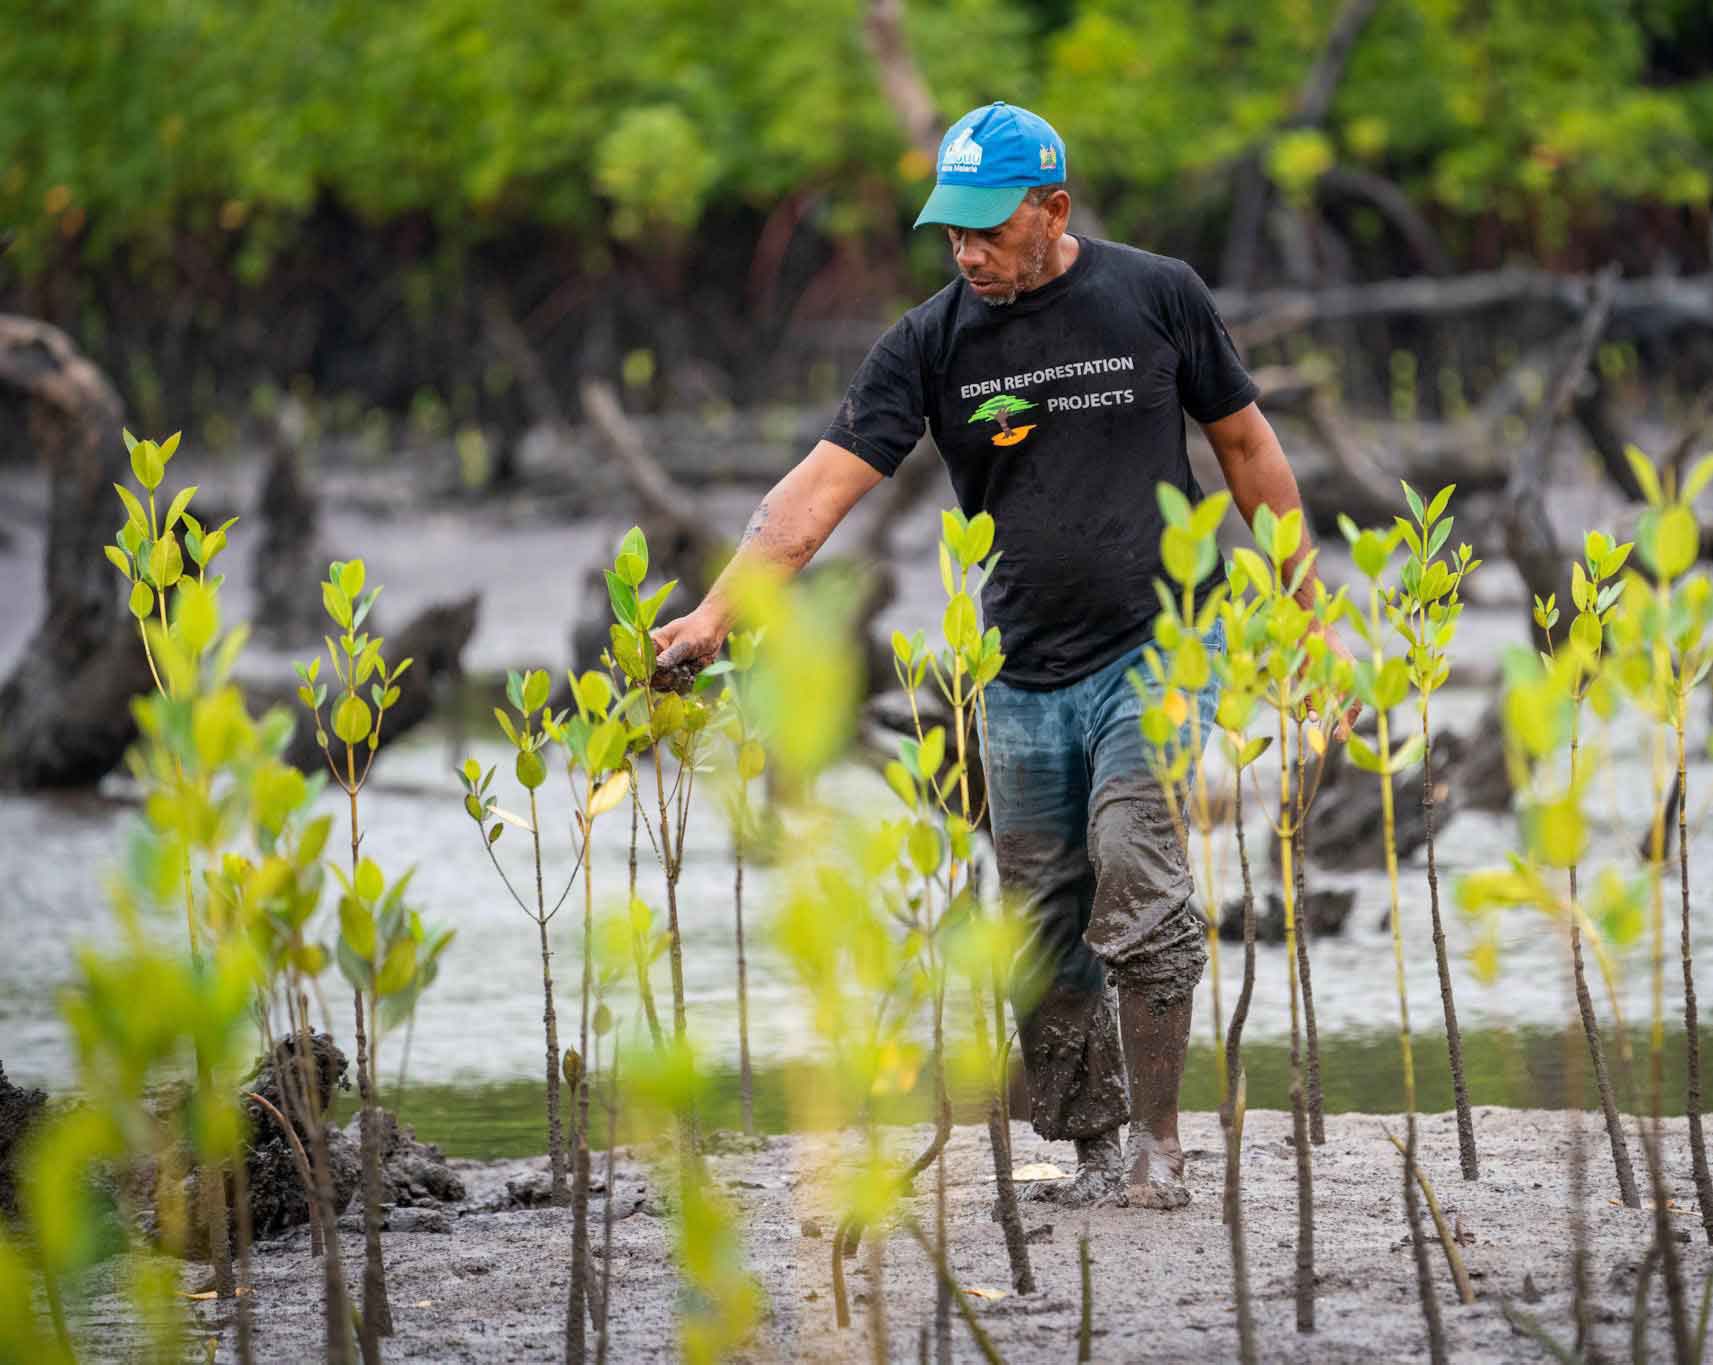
3, 460, 1712, 1155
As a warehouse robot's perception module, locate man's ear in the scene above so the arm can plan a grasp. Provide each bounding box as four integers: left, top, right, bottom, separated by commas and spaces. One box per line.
1045, 188, 1073, 235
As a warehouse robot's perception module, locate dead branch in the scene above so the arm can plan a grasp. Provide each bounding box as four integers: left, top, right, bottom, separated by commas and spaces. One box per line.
1221, 0, 1385, 288
1317, 165, 1452, 277
579, 378, 724, 580
864, 0, 940, 160
1501, 266, 1619, 615
1221, 268, 1713, 349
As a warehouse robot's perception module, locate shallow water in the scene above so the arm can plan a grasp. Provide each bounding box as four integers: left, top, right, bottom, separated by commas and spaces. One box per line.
5, 460, 1713, 1158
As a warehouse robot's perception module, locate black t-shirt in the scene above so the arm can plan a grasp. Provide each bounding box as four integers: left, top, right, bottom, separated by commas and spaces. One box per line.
824, 236, 1258, 689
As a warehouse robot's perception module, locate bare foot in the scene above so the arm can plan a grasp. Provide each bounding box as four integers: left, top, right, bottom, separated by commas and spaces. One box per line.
1124, 1127, 1190, 1209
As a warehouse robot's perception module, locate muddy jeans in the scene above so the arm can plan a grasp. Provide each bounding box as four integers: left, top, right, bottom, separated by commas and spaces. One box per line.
983, 623, 1223, 1141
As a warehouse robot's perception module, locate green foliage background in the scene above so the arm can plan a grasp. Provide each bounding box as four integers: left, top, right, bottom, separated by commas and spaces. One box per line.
4, 0, 1710, 275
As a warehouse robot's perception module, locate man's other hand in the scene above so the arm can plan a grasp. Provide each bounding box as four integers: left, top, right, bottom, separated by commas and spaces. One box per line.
652, 603, 727, 671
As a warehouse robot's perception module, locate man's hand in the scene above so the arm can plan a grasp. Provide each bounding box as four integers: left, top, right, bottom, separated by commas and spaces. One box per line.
652, 602, 728, 671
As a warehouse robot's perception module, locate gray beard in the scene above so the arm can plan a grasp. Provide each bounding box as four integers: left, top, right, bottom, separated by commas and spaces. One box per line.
973, 231, 1052, 308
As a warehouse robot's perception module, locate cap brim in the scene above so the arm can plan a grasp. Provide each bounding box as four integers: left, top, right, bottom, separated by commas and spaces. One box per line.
913, 183, 1028, 230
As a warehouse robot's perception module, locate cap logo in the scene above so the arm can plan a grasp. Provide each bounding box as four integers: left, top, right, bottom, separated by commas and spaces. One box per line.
1039, 145, 1057, 171
941, 126, 983, 174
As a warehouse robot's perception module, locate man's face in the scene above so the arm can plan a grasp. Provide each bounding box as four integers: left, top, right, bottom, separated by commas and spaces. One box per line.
946, 192, 1064, 307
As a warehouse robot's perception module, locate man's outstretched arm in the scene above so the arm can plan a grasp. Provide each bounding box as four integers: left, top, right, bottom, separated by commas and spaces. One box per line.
652, 440, 884, 668
1201, 402, 1323, 605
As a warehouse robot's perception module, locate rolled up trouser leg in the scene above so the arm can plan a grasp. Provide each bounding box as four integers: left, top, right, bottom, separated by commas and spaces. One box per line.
985, 681, 1131, 1142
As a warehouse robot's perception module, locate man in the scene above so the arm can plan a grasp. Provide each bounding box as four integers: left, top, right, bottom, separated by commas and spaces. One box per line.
654, 101, 1335, 1207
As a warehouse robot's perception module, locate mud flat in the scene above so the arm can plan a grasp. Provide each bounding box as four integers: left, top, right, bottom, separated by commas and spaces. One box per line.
51, 1105, 1713, 1362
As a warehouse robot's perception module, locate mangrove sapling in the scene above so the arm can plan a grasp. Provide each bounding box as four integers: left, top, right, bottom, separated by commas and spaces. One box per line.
604, 526, 711, 1056
543, 666, 632, 1363
1457, 650, 1658, 1364
1137, 489, 1232, 1074
710, 629, 766, 1134
106, 429, 242, 1300
296, 556, 414, 1350
1235, 504, 1342, 1336
1395, 481, 1482, 1181
928, 508, 1033, 1295
458, 667, 581, 1205
1208, 576, 1270, 1365
622, 1037, 764, 1361
1338, 513, 1445, 1365
1654, 451, 1713, 1244
1609, 449, 1703, 1358
328, 860, 455, 1364
1137, 490, 1261, 1362
1531, 530, 1642, 1208
1281, 581, 1351, 1153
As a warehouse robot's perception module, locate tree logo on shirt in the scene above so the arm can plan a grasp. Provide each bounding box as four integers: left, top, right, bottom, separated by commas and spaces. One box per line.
968, 393, 1038, 446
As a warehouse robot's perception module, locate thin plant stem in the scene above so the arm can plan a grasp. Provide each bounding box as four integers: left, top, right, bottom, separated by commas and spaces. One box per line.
1382, 1128, 1474, 1305
1420, 687, 1477, 1180
1374, 612, 1446, 1364
1645, 656, 1693, 1362
1567, 732, 1640, 1207
1221, 774, 1258, 1364
1278, 704, 1314, 1335
531, 787, 569, 1206
867, 1228, 889, 1365
234, 1129, 255, 1365
733, 787, 754, 1136
568, 790, 596, 1364
595, 1044, 620, 1365
903, 1219, 1004, 1365
1674, 700, 1713, 1243
650, 732, 689, 1044
1291, 726, 1326, 1147
1563, 991, 1593, 1359
1077, 1223, 1093, 1363
347, 754, 391, 1357
627, 784, 664, 1050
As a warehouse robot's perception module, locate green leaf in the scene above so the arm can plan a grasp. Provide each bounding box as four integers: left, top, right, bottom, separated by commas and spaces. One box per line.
884, 760, 916, 809
589, 770, 630, 817
907, 821, 943, 877
130, 441, 163, 490
173, 579, 219, 655
104, 544, 132, 578
1346, 734, 1383, 773
163, 485, 197, 533
376, 938, 418, 996
1684, 454, 1713, 505
338, 559, 366, 598
355, 857, 384, 902
1272, 508, 1304, 565
1402, 480, 1425, 525
1160, 525, 1199, 585
114, 482, 147, 532
605, 571, 638, 627
340, 897, 377, 961
619, 526, 649, 581
523, 669, 551, 715
942, 593, 978, 652
516, 748, 547, 789
918, 726, 946, 778
1156, 482, 1191, 529
964, 512, 996, 566
1625, 445, 1663, 507
159, 431, 181, 462
737, 739, 766, 781
128, 580, 154, 620
1655, 504, 1698, 580
1230, 546, 1270, 596
333, 695, 373, 745
322, 580, 353, 629
1388, 734, 1426, 774
493, 707, 521, 748
1425, 484, 1455, 524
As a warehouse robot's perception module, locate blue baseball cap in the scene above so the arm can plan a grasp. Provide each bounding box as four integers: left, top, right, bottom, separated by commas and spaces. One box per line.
914, 102, 1068, 230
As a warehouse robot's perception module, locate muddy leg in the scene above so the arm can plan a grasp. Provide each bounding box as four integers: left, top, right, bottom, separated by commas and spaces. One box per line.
1118, 990, 1192, 1208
